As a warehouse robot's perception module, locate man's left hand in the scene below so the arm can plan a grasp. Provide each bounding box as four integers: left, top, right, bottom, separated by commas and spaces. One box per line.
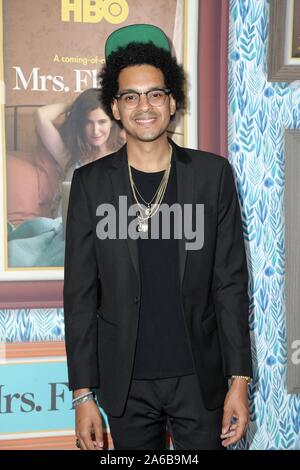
220, 378, 249, 447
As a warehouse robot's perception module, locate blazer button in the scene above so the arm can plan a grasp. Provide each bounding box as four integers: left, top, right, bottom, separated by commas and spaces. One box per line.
134, 296, 139, 304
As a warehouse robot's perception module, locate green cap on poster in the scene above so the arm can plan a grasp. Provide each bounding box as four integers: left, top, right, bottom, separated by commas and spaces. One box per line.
105, 24, 171, 60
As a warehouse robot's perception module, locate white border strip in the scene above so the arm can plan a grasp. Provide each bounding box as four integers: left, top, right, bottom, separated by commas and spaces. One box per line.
285, 0, 300, 65
185, 0, 199, 149
0, 429, 74, 440
2, 356, 66, 364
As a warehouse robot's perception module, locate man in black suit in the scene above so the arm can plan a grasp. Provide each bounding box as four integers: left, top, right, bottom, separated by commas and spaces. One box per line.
63, 24, 253, 451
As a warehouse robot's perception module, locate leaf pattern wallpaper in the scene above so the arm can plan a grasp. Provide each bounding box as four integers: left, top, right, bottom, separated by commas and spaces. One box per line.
228, 0, 300, 449
1, 0, 300, 449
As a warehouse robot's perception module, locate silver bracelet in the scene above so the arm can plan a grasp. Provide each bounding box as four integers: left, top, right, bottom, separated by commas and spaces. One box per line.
72, 391, 93, 402
72, 391, 93, 405
73, 393, 95, 408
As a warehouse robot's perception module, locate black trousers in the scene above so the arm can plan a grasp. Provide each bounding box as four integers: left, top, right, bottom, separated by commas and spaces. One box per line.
106, 373, 225, 450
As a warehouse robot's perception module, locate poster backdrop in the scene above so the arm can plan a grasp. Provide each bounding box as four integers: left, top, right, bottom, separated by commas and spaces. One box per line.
0, 0, 199, 449
0, 0, 198, 281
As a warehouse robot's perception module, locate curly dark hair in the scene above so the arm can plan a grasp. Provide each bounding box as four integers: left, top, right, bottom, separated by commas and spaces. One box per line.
98, 42, 187, 123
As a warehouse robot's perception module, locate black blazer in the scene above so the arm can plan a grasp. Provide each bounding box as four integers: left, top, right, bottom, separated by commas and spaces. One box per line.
63, 139, 253, 417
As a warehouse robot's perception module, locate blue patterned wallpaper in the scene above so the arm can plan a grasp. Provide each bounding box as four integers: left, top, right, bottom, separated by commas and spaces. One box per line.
1, 0, 300, 450
228, 0, 300, 449
0, 308, 64, 342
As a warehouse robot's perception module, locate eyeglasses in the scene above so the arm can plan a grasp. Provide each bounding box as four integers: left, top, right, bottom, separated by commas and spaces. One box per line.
114, 88, 171, 109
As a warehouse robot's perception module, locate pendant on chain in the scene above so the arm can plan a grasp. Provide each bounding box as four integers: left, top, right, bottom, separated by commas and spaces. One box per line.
137, 220, 148, 232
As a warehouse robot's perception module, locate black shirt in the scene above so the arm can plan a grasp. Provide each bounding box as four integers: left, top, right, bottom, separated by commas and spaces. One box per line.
130, 153, 195, 379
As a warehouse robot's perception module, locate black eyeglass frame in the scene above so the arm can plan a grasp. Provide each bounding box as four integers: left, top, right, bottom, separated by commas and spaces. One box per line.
114, 88, 172, 106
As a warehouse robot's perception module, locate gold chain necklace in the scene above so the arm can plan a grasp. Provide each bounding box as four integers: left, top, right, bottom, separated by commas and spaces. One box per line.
128, 144, 172, 232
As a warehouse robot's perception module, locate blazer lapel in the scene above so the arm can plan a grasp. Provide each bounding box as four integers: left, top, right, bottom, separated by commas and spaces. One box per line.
109, 140, 194, 289
172, 140, 194, 287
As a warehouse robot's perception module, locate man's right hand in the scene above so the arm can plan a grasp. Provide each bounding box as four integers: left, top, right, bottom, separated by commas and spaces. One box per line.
75, 399, 104, 450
